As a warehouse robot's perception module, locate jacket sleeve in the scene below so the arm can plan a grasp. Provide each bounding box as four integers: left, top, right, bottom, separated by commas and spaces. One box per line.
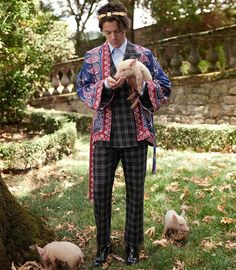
76, 52, 114, 111
139, 50, 171, 112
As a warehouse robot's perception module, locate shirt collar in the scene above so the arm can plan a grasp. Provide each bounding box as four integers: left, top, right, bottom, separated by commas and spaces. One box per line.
108, 38, 127, 55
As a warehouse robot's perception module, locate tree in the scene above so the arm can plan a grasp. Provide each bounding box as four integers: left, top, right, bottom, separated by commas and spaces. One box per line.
119, 0, 135, 42
140, 0, 236, 36
43, 0, 99, 54
44, 0, 137, 53
0, 0, 75, 124
0, 173, 53, 270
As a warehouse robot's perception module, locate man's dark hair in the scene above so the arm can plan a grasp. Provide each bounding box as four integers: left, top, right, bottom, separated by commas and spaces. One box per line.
97, 2, 131, 31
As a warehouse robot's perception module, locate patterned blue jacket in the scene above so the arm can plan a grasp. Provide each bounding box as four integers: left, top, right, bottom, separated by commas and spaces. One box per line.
76, 40, 171, 145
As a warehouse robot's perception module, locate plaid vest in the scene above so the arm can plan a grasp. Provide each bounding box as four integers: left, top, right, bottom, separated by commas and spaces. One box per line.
96, 43, 145, 148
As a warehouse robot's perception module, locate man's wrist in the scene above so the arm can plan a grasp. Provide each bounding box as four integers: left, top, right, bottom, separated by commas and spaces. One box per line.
104, 78, 111, 89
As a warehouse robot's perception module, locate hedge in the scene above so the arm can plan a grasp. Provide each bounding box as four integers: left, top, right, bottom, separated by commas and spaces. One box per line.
1, 110, 235, 172
155, 123, 236, 153
0, 121, 77, 171
25, 111, 235, 153
23, 111, 70, 134
25, 111, 92, 134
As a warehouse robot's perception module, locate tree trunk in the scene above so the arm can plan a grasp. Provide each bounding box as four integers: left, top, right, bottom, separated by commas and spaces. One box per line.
0, 173, 53, 270
121, 0, 135, 42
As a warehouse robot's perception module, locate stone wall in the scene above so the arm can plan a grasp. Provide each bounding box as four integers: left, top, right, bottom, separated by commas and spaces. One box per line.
30, 69, 236, 125
157, 70, 236, 125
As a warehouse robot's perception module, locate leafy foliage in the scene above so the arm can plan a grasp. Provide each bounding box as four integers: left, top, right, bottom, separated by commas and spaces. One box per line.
43, 0, 99, 54
0, 0, 75, 124
155, 123, 236, 153
0, 122, 77, 171
140, 0, 236, 36
35, 112, 236, 153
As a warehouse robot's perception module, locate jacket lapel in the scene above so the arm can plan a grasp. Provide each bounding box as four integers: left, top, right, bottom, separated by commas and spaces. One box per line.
124, 41, 141, 60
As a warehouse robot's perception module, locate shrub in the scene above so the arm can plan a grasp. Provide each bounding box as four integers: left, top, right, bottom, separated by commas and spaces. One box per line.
156, 123, 236, 152
0, 1, 75, 124
0, 122, 77, 171
24, 112, 69, 134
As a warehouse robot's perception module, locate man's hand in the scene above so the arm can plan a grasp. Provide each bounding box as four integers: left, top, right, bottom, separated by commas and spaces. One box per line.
107, 76, 125, 89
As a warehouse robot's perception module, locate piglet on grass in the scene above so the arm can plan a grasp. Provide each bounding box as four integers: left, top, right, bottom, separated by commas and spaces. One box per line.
115, 59, 152, 108
35, 241, 84, 270
163, 210, 189, 237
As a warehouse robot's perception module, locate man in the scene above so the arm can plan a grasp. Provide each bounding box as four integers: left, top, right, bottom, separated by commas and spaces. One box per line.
76, 2, 171, 267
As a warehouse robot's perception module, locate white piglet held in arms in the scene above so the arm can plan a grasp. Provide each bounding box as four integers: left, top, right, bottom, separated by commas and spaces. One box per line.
115, 59, 152, 94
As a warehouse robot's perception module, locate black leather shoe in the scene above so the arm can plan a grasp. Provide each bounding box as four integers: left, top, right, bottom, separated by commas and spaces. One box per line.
125, 246, 139, 265
93, 244, 112, 267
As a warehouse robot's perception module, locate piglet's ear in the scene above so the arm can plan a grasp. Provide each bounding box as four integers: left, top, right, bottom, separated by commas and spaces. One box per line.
172, 213, 178, 222
36, 245, 45, 257
129, 59, 137, 67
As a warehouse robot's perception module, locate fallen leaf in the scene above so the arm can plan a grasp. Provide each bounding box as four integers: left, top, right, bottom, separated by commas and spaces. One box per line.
165, 182, 180, 192
196, 191, 205, 198
201, 239, 217, 251
225, 240, 236, 250
218, 184, 232, 192
139, 249, 149, 260
102, 254, 113, 269
165, 229, 189, 243
202, 215, 215, 223
226, 172, 236, 180
180, 188, 189, 200
202, 186, 217, 193
144, 192, 150, 200
145, 226, 156, 238
180, 204, 191, 211
221, 217, 236, 224
112, 254, 125, 262
153, 238, 168, 247
76, 234, 86, 244
66, 210, 74, 215
110, 235, 121, 244
217, 204, 226, 213
151, 183, 159, 192
226, 231, 236, 237
115, 166, 124, 178
55, 223, 63, 230
190, 176, 211, 187
11, 261, 43, 270
191, 220, 200, 226
67, 222, 75, 231
172, 258, 185, 270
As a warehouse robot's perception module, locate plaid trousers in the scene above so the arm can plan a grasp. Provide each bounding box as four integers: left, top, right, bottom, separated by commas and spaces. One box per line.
93, 143, 148, 247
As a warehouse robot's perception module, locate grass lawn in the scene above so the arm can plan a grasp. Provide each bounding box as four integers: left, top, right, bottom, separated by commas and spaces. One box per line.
5, 134, 236, 269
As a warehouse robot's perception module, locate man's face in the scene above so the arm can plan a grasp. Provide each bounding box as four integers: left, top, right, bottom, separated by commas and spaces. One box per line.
102, 20, 126, 48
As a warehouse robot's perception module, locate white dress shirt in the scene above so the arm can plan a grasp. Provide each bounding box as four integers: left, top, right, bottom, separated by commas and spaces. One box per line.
104, 38, 146, 93
104, 39, 127, 88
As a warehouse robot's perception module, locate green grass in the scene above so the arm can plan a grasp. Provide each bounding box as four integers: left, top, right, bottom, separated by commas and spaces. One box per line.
6, 134, 236, 269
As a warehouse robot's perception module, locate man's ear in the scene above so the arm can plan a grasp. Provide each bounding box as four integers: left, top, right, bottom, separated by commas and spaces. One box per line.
129, 59, 137, 67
